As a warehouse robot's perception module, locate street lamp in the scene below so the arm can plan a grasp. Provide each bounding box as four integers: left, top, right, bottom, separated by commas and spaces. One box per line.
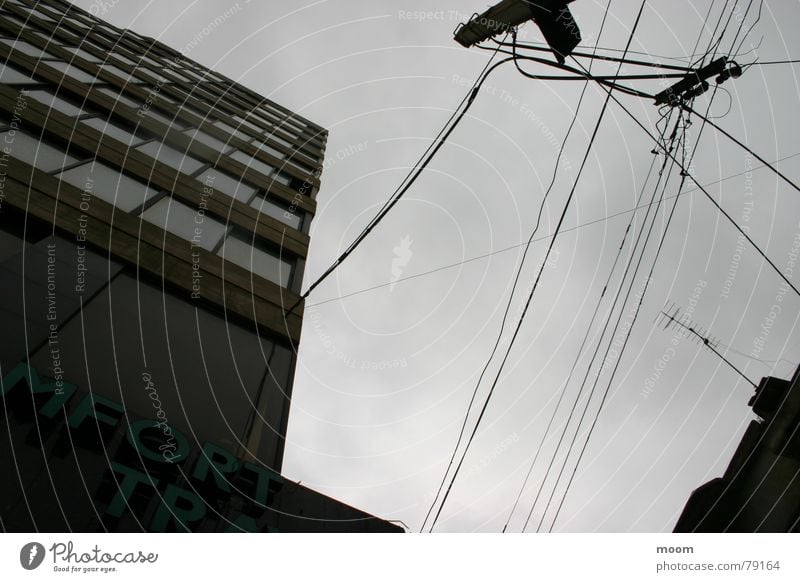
454, 0, 581, 64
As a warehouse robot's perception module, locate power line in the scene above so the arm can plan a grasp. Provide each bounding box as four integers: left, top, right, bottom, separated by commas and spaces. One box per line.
292, 25, 681, 317
730, 0, 764, 59
605, 93, 800, 299
426, 0, 650, 532
419, 66, 593, 535
541, 4, 736, 525
678, 103, 800, 197
748, 59, 800, 65
284, 39, 511, 316
516, 39, 734, 65
512, 41, 694, 72
479, 43, 657, 98
305, 148, 800, 310
527, 116, 687, 533
546, 92, 722, 533
421, 10, 617, 533
503, 117, 671, 533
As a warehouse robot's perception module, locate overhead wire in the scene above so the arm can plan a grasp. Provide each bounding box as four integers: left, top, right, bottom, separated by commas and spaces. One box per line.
418, 72, 591, 533
290, 9, 701, 320
304, 148, 800, 310
419, 14, 614, 532
580, 56, 800, 296
544, 91, 719, 533
529, 4, 739, 531
516, 39, 728, 65
745, 59, 800, 66
481, 42, 658, 98
729, 0, 763, 59
425, 0, 650, 532
283, 37, 511, 316
543, 141, 687, 532
526, 115, 686, 533
500, 38, 694, 71
691, 0, 733, 68
502, 114, 671, 532
543, 1, 795, 525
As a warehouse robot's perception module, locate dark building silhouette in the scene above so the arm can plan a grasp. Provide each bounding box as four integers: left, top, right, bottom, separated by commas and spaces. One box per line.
0, 0, 400, 532
674, 365, 800, 532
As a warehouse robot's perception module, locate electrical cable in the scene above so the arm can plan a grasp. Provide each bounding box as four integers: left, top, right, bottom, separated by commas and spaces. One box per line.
515, 8, 727, 528
304, 145, 798, 309
542, 30, 800, 524
284, 37, 511, 317
421, 6, 619, 531
545, 81, 724, 532
587, 66, 800, 303
419, 15, 611, 533
507, 39, 694, 71
426, 0, 650, 532
746, 59, 800, 66
523, 116, 685, 532
535, 11, 732, 520
730, 0, 763, 59
599, 90, 800, 299
515, 39, 726, 65
533, 1, 781, 531
501, 117, 669, 532
304, 147, 800, 309
478, 43, 658, 98
678, 102, 800, 197
691, 0, 732, 68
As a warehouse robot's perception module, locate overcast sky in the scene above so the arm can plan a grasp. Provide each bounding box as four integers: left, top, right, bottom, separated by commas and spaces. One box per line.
66, 0, 800, 532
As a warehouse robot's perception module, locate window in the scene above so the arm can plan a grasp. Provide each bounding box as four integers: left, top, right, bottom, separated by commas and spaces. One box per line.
14, 5, 55, 22
0, 129, 78, 172
138, 67, 170, 83
252, 140, 285, 160
45, 60, 98, 84
284, 154, 316, 174
0, 38, 53, 59
64, 46, 99, 62
139, 107, 187, 130
217, 230, 292, 287
81, 116, 149, 147
99, 63, 138, 84
194, 168, 256, 203
249, 194, 303, 230
0, 62, 40, 84
140, 54, 164, 68
136, 141, 205, 174
58, 161, 159, 212
109, 52, 137, 67
28, 88, 87, 117
232, 115, 263, 134
212, 119, 251, 143
96, 86, 141, 109
230, 150, 289, 183
141, 197, 226, 251
183, 128, 234, 154
0, 13, 28, 29
261, 131, 293, 149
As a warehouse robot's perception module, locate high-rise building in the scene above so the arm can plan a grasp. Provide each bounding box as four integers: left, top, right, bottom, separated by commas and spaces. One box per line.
0, 0, 400, 532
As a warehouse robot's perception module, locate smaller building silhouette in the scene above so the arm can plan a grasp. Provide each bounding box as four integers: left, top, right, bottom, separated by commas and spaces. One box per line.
674, 365, 800, 532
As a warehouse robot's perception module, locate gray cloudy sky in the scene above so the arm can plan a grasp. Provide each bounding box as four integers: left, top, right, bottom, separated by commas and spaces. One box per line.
67, 0, 800, 532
